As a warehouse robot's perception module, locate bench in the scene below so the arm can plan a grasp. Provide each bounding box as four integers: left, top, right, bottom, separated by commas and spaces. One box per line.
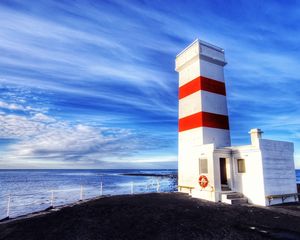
178, 185, 194, 194
266, 193, 300, 205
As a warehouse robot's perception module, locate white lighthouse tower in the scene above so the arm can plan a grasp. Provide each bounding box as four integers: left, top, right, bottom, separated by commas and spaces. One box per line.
175, 39, 230, 198
175, 39, 298, 205
176, 39, 230, 148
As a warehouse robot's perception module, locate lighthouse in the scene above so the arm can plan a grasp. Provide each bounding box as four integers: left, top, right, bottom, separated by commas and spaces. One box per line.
175, 39, 231, 198
175, 39, 298, 206
176, 39, 230, 148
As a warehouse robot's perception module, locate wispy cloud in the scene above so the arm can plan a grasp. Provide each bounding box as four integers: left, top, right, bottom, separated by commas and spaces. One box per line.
0, 100, 176, 168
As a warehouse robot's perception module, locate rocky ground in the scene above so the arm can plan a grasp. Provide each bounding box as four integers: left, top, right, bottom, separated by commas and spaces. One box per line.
0, 192, 300, 240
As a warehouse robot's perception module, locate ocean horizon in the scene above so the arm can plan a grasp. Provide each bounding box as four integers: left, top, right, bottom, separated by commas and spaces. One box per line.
0, 169, 177, 219
0, 169, 299, 220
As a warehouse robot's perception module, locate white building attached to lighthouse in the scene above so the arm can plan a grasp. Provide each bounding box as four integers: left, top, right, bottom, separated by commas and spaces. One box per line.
175, 39, 298, 206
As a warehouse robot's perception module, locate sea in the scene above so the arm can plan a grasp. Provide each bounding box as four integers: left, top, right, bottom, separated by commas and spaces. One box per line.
0, 169, 177, 219
0, 169, 299, 220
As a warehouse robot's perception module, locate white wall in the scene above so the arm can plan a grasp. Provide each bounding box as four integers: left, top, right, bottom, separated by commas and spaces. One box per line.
178, 59, 200, 87
179, 91, 228, 118
190, 144, 219, 201
202, 127, 231, 147
176, 40, 200, 73
178, 128, 203, 151
178, 143, 214, 189
231, 146, 266, 205
259, 139, 297, 205
201, 91, 228, 115
200, 42, 225, 67
200, 59, 225, 82
179, 92, 201, 118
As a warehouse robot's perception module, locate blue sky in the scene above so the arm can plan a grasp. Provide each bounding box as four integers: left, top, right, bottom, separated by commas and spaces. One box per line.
0, 0, 299, 169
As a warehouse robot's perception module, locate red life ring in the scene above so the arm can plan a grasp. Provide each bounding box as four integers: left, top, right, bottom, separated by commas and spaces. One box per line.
198, 175, 209, 188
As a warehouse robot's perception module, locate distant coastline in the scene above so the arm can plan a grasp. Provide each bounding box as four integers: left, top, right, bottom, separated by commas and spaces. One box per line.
120, 173, 177, 178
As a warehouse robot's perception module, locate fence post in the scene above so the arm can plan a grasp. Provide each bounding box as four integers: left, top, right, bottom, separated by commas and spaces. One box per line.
6, 194, 11, 218
80, 185, 83, 201
100, 182, 103, 196
50, 190, 54, 208
131, 182, 134, 194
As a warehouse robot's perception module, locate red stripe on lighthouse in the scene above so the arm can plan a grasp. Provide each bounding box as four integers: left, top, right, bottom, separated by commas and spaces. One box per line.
179, 112, 229, 132
179, 76, 226, 99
